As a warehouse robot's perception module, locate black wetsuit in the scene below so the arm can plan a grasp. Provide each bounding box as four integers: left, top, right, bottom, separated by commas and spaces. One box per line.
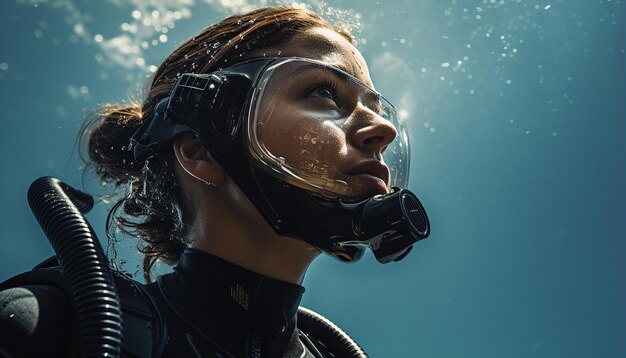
0, 248, 340, 357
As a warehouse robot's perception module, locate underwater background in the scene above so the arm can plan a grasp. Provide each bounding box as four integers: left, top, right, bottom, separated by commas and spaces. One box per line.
1, 0, 624, 357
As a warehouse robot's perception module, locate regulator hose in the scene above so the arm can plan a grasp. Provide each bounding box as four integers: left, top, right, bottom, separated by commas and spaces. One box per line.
298, 306, 368, 358
27, 176, 123, 357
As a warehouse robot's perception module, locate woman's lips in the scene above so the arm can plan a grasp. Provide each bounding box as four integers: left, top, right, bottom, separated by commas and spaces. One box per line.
350, 173, 389, 196
347, 161, 391, 196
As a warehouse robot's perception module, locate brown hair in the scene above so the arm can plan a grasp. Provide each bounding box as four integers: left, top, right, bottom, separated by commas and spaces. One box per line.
81, 6, 354, 281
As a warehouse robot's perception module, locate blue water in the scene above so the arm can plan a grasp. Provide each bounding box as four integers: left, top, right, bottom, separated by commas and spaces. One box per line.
1, 1, 624, 357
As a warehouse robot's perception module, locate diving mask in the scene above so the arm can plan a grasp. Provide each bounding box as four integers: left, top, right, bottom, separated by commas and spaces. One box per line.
131, 57, 429, 263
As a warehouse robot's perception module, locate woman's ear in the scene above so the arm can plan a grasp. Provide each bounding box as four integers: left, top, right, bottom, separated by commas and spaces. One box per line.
172, 133, 225, 186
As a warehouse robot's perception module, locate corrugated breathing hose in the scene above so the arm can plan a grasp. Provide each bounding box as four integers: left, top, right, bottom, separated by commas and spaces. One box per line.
298, 306, 368, 358
27, 176, 122, 357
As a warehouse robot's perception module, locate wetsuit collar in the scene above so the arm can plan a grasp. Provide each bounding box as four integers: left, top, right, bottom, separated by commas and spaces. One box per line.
158, 248, 305, 356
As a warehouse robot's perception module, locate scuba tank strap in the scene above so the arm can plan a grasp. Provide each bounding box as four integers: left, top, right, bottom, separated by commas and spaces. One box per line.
111, 270, 167, 358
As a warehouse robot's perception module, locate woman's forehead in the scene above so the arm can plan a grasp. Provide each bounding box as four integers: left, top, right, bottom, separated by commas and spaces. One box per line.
272, 27, 373, 87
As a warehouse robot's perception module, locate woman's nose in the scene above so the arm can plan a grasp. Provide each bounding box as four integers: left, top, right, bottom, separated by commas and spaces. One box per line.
347, 104, 398, 157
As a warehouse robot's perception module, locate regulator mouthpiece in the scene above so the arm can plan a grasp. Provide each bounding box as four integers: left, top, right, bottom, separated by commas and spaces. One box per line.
351, 188, 430, 263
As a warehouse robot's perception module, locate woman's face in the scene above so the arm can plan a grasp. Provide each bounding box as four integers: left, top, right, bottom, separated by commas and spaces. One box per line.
254, 27, 399, 199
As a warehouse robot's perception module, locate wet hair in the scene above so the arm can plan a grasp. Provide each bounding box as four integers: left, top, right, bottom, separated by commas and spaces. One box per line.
81, 6, 354, 281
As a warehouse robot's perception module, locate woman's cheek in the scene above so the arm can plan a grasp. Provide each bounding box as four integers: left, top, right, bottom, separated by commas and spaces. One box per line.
260, 104, 349, 177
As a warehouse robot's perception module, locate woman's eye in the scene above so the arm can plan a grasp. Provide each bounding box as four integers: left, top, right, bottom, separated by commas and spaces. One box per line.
310, 85, 336, 101
316, 87, 334, 100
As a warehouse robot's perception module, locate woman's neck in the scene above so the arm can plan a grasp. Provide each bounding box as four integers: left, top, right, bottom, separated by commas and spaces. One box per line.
189, 205, 320, 284
187, 176, 320, 284
191, 233, 319, 284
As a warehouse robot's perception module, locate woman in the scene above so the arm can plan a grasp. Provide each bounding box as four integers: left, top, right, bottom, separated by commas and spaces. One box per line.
0, 6, 428, 357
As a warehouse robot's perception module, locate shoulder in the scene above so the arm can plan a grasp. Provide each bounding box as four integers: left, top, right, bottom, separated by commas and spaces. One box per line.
0, 282, 74, 357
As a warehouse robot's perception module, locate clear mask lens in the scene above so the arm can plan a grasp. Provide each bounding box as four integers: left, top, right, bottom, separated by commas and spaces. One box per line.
247, 58, 410, 199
